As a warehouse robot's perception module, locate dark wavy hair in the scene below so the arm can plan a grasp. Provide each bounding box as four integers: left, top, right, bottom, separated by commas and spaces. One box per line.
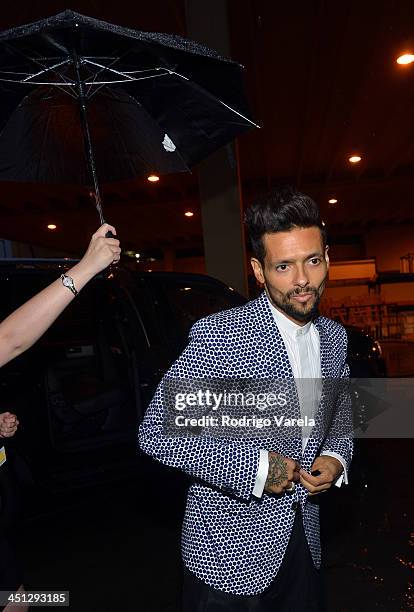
244, 186, 326, 264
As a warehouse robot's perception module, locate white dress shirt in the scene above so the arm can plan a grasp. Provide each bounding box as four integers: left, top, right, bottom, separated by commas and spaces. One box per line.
252, 298, 348, 498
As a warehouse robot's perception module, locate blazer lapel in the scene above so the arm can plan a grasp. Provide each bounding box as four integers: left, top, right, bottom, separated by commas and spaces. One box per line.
250, 291, 295, 379
313, 316, 330, 378
251, 293, 302, 456
305, 317, 336, 451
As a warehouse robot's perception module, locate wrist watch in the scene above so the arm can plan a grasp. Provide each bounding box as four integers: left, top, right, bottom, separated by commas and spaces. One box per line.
61, 273, 78, 296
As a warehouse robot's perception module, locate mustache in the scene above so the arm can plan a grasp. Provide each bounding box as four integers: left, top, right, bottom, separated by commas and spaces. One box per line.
286, 287, 318, 299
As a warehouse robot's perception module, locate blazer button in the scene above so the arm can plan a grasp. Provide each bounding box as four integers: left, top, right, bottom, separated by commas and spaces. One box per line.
291, 501, 299, 512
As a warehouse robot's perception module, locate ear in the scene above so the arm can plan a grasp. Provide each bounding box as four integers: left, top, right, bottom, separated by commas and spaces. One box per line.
324, 245, 330, 270
250, 258, 265, 285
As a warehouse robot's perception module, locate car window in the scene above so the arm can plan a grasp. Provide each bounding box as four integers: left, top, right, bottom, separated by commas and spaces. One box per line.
143, 275, 246, 356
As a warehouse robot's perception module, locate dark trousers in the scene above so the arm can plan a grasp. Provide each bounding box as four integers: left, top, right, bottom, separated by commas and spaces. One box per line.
182, 507, 326, 612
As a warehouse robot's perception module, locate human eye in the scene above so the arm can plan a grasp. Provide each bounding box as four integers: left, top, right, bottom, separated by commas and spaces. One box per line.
275, 264, 289, 272
309, 257, 321, 266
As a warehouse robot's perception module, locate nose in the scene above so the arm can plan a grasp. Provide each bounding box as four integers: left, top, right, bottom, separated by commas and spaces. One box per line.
293, 264, 309, 288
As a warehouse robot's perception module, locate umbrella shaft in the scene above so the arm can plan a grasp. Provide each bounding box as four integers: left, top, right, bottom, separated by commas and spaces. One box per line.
72, 49, 105, 225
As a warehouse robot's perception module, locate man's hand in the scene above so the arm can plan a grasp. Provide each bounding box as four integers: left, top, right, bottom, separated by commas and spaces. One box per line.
299, 455, 343, 495
0, 412, 19, 438
78, 223, 121, 277
264, 452, 300, 494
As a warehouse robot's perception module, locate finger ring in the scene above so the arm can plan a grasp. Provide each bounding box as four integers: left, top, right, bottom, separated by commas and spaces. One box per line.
286, 482, 296, 493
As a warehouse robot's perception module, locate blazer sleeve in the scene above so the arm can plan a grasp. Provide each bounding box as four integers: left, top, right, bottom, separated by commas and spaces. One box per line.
320, 329, 353, 473
138, 318, 261, 502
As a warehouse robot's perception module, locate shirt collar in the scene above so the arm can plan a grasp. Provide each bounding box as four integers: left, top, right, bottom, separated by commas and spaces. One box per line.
267, 297, 313, 338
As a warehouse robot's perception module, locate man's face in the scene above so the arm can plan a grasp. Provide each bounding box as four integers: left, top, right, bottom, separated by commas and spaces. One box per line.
250, 226, 329, 324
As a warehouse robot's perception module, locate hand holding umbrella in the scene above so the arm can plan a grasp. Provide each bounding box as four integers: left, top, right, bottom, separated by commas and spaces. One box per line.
74, 222, 121, 276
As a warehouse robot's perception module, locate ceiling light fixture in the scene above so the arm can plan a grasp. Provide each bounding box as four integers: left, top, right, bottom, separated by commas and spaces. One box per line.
147, 174, 160, 182
397, 53, 414, 65
328, 198, 338, 204
47, 224, 57, 230
349, 155, 361, 163
184, 211, 194, 217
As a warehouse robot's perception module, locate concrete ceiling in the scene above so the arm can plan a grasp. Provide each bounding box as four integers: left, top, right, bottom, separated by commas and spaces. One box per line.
1, 0, 414, 256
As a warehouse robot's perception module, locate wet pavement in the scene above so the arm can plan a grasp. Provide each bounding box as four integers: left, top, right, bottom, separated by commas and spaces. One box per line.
12, 439, 413, 612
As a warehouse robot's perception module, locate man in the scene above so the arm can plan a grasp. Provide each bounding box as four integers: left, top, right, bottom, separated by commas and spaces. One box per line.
0, 223, 120, 611
139, 188, 352, 611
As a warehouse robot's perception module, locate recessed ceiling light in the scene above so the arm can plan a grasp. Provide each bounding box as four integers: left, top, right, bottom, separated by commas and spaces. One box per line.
328, 198, 338, 204
147, 174, 160, 182
397, 53, 414, 65
349, 155, 361, 163
135, 253, 140, 259
47, 224, 57, 230
184, 211, 194, 217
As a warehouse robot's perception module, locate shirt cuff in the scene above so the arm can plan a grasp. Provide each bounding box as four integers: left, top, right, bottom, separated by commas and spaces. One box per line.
252, 449, 269, 498
320, 451, 348, 487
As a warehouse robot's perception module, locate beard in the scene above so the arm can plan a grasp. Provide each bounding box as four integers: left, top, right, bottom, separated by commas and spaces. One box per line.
264, 278, 327, 323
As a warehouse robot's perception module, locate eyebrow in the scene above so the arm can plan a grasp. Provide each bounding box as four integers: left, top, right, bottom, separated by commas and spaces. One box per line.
271, 252, 324, 265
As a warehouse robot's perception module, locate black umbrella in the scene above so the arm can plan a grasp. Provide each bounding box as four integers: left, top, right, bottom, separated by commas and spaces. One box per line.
0, 10, 257, 225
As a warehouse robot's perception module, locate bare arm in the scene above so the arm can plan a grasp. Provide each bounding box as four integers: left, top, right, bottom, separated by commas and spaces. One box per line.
0, 223, 121, 367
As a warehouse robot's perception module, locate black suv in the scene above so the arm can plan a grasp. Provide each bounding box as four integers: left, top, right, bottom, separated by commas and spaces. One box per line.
0, 262, 245, 500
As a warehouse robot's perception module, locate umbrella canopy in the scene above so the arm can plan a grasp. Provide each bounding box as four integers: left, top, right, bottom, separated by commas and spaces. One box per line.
0, 10, 257, 186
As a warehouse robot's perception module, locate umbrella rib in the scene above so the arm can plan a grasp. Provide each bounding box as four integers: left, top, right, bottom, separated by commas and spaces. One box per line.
213, 97, 260, 128
0, 41, 77, 96
21, 58, 71, 82
58, 62, 79, 98
83, 59, 171, 91
84, 54, 142, 97
117, 69, 165, 74
167, 69, 260, 128
84, 51, 126, 97
87, 72, 171, 100
0, 70, 35, 76
34, 58, 78, 97
87, 64, 168, 77
24, 57, 78, 99
84, 58, 137, 81
89, 73, 171, 85
0, 76, 78, 98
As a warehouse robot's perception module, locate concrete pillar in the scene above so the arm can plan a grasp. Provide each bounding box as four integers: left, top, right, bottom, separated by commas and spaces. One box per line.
185, 0, 248, 296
